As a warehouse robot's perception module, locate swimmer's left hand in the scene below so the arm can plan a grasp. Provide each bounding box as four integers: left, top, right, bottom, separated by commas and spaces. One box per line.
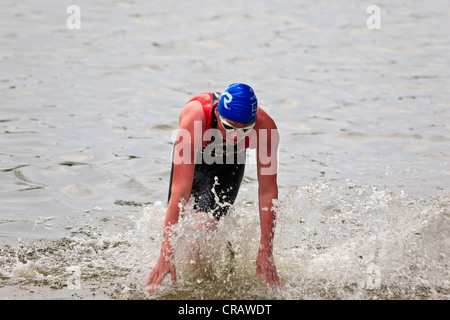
255, 247, 280, 290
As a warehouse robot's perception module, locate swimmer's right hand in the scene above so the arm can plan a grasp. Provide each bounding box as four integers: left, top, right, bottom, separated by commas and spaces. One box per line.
145, 244, 177, 293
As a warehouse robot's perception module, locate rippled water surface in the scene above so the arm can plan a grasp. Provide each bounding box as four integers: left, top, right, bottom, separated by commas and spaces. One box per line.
0, 0, 449, 299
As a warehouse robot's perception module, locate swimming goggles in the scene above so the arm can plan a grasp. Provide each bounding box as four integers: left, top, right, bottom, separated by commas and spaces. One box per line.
219, 115, 255, 134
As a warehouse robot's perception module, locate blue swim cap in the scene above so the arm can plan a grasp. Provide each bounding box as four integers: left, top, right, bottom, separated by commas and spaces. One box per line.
217, 83, 258, 124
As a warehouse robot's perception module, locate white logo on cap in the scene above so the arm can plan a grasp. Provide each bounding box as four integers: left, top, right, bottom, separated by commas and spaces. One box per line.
252, 100, 257, 115
223, 92, 233, 110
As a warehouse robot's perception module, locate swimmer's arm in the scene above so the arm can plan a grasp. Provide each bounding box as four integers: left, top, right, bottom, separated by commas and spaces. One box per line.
255, 173, 280, 289
257, 174, 278, 250
161, 102, 203, 249
255, 119, 280, 288
256, 114, 279, 251
146, 161, 194, 293
147, 138, 196, 293
146, 101, 204, 293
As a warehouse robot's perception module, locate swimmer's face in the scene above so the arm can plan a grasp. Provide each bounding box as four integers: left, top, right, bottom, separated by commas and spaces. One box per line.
216, 109, 255, 145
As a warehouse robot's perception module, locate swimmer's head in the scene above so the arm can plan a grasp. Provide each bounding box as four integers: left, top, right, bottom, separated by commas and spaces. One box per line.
217, 83, 258, 124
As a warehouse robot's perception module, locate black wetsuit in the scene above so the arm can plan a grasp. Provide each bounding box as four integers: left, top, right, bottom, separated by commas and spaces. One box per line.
168, 97, 246, 220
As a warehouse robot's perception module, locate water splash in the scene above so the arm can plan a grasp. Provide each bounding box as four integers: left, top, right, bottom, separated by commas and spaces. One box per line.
274, 181, 449, 299
0, 181, 448, 299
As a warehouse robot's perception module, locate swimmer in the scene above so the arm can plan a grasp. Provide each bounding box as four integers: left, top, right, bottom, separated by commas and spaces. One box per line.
146, 83, 280, 293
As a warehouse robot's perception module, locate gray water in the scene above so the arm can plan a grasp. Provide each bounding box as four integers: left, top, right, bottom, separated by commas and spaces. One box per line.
0, 0, 449, 299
